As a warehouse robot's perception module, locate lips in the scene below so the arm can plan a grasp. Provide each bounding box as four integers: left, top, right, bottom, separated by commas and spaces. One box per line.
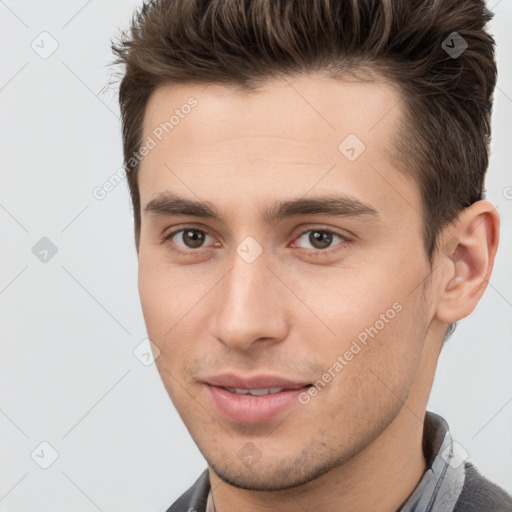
202, 373, 312, 423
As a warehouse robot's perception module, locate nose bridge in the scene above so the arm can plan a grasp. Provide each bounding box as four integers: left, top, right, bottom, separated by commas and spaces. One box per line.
211, 243, 287, 350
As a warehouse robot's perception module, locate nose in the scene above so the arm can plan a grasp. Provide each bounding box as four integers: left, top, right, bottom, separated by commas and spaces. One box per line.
209, 250, 289, 351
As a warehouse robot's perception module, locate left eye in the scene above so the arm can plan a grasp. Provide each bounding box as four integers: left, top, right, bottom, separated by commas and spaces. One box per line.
294, 229, 346, 251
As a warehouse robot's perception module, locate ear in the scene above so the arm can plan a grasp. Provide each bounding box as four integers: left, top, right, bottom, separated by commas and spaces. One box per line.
435, 200, 500, 323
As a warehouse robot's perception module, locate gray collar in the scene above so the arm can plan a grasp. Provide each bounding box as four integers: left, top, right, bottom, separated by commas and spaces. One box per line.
397, 411, 466, 511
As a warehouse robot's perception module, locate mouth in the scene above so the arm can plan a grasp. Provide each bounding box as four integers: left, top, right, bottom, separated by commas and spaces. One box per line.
202, 374, 313, 423
223, 386, 293, 396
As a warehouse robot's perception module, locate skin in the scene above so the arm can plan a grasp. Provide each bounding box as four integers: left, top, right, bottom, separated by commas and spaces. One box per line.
136, 72, 499, 512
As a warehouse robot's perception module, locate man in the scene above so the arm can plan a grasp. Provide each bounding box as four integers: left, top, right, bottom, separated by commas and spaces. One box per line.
111, 0, 512, 510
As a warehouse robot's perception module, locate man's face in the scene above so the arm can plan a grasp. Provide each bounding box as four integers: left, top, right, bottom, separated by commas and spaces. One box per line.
137, 73, 437, 490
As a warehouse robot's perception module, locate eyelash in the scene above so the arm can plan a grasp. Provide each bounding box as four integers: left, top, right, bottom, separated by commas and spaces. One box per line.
161, 226, 350, 257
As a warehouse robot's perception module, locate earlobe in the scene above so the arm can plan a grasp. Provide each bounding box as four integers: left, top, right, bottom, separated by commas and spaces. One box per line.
435, 200, 500, 324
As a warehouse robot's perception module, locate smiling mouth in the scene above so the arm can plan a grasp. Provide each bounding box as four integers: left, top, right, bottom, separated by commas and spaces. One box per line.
204, 382, 313, 423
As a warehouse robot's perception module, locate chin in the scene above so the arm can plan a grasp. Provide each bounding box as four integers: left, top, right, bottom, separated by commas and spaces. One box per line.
206, 449, 343, 491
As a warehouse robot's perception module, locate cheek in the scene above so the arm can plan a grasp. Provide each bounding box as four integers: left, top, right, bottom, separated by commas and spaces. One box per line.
138, 259, 167, 337
138, 263, 198, 401
138, 251, 196, 336
307, 270, 401, 343
306, 268, 427, 400
137, 256, 213, 380
308, 311, 425, 446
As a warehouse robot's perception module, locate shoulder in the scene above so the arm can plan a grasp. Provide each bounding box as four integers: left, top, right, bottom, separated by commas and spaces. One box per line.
454, 462, 512, 512
165, 469, 210, 512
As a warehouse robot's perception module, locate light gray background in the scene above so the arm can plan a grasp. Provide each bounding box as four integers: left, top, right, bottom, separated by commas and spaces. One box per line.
0, 1, 511, 511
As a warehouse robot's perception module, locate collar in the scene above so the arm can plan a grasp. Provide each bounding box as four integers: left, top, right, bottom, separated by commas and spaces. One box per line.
205, 411, 466, 512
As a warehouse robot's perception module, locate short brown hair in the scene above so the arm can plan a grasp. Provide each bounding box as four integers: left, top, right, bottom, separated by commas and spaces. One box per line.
111, 0, 497, 262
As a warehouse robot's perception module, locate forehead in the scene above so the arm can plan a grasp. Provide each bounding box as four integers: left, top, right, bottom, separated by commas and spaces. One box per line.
142, 72, 403, 163
138, 73, 420, 231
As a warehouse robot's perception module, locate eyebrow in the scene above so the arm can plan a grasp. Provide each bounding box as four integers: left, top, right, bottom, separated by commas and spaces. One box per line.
144, 192, 380, 225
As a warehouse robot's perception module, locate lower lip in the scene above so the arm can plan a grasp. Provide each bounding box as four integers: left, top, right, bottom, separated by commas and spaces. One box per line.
205, 384, 311, 424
